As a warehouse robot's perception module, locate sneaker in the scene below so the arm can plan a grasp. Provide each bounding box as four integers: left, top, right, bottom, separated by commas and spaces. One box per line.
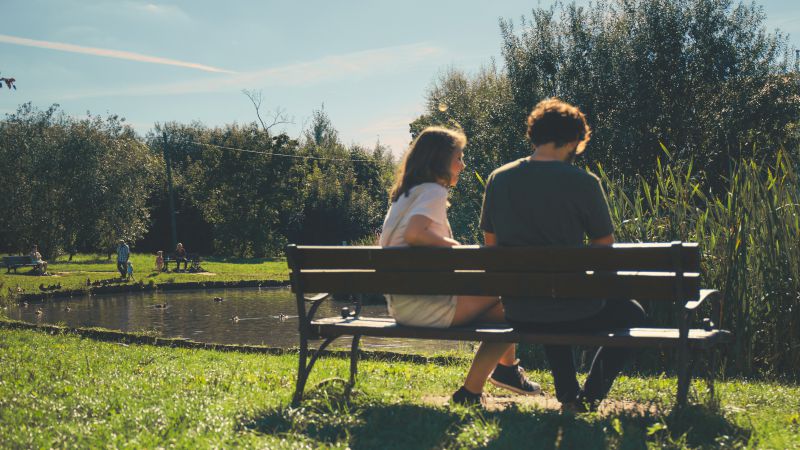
450, 386, 486, 407
489, 361, 542, 395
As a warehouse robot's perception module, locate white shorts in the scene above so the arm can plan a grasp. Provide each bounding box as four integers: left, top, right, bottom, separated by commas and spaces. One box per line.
386, 294, 457, 328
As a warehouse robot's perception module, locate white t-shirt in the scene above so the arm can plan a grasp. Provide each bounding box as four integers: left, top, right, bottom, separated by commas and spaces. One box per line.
379, 182, 457, 328
379, 182, 452, 246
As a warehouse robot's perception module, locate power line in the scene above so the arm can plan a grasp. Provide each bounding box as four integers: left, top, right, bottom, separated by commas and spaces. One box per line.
186, 140, 376, 162
0, 119, 388, 163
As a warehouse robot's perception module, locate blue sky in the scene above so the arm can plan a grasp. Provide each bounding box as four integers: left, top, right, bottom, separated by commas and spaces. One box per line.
1, 1, 799, 155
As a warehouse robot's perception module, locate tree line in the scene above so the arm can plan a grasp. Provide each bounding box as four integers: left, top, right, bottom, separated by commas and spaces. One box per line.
412, 0, 800, 243
0, 104, 394, 259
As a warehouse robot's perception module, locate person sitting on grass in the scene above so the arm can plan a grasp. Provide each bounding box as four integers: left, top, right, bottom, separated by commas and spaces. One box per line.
127, 261, 134, 281
379, 126, 541, 407
155, 251, 164, 272
29, 245, 48, 275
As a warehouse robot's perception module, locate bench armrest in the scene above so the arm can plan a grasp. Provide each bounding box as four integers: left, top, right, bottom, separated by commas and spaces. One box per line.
685, 289, 721, 311
304, 293, 332, 325
305, 293, 331, 302
685, 289, 723, 331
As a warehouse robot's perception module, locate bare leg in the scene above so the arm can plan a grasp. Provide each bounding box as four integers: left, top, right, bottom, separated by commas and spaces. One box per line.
451, 296, 516, 393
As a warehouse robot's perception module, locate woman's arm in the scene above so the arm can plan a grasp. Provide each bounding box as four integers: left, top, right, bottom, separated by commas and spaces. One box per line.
404, 215, 460, 247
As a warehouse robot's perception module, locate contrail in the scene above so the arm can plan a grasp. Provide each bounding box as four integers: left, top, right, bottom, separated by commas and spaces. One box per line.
0, 33, 235, 74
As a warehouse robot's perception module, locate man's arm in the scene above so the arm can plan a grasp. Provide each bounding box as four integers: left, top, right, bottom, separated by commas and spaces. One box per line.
590, 234, 615, 246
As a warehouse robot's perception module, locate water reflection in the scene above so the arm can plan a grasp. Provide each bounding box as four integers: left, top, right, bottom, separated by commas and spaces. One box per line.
6, 288, 469, 354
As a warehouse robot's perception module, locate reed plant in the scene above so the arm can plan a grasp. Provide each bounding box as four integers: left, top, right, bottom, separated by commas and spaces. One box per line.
598, 150, 800, 377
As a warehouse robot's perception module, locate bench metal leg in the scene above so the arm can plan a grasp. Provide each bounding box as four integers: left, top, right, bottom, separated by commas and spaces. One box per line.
705, 346, 718, 403
346, 335, 361, 393
676, 348, 695, 407
292, 336, 339, 406
292, 334, 310, 407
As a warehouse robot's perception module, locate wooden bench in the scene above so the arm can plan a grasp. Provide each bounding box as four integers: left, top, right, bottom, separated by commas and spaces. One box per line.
2, 255, 40, 274
163, 253, 200, 271
287, 242, 732, 407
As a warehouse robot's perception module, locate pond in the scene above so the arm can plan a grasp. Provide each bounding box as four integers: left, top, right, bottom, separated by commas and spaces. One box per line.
5, 288, 469, 354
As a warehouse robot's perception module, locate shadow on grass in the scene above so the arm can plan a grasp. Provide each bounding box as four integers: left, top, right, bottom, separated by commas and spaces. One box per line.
49, 258, 114, 266
241, 384, 750, 449
206, 256, 284, 264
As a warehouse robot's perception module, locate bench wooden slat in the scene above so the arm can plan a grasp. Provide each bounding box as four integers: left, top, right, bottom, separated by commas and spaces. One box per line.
311, 317, 732, 348
292, 243, 700, 272
297, 271, 700, 301
2, 256, 39, 272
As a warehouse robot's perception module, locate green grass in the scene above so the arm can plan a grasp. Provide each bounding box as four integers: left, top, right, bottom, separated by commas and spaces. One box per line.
0, 252, 289, 303
1, 328, 798, 449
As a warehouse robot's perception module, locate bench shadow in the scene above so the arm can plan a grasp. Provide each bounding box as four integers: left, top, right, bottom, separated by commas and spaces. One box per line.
207, 256, 283, 264
49, 258, 114, 266
241, 384, 750, 449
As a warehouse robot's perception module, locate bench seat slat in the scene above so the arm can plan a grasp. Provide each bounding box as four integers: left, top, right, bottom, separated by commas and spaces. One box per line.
293, 244, 700, 272
298, 271, 700, 301
311, 317, 732, 349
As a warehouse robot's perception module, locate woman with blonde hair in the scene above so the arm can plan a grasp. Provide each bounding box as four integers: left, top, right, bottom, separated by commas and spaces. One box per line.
380, 126, 540, 405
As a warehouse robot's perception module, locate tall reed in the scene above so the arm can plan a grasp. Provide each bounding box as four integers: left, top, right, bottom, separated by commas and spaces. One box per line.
598, 151, 800, 378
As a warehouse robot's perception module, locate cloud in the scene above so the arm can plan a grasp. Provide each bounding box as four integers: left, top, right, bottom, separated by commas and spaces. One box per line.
0, 33, 234, 74
132, 2, 192, 22
60, 43, 443, 99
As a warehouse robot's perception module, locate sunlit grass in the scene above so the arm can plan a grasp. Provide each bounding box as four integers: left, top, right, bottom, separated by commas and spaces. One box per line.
1, 328, 798, 449
0, 253, 289, 304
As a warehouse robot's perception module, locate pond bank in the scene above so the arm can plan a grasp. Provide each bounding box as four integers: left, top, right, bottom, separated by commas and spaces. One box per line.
11, 278, 290, 302
0, 319, 470, 366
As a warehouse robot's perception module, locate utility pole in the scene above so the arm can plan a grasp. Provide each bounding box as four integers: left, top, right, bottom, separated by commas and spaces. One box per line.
795, 49, 799, 73
162, 131, 178, 250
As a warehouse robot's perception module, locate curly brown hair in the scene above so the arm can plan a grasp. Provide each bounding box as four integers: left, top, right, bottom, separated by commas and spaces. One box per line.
390, 127, 466, 202
526, 98, 591, 154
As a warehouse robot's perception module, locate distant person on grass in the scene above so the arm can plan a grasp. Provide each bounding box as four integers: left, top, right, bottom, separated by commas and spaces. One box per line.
127, 261, 134, 281
29, 245, 48, 275
479, 98, 646, 412
116, 240, 129, 278
155, 251, 165, 272
379, 126, 541, 407
174, 243, 187, 271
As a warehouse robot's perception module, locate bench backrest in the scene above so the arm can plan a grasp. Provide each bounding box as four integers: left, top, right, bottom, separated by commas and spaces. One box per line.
287, 242, 701, 302
2, 255, 35, 264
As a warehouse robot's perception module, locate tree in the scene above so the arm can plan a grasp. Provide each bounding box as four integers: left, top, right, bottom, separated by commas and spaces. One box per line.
498, 0, 800, 181
241, 89, 292, 133
410, 0, 800, 243
0, 73, 16, 91
153, 122, 305, 257
410, 65, 522, 243
287, 107, 393, 245
0, 103, 160, 258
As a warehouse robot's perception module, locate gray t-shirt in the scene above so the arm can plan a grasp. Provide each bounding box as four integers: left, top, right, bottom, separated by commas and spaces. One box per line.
480, 157, 614, 322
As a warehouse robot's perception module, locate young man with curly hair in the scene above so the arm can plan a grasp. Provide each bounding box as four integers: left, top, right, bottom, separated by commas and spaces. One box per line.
479, 98, 646, 412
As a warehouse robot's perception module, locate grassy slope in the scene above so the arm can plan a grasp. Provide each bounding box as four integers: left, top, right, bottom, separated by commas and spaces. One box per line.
0, 253, 289, 301
1, 328, 798, 449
